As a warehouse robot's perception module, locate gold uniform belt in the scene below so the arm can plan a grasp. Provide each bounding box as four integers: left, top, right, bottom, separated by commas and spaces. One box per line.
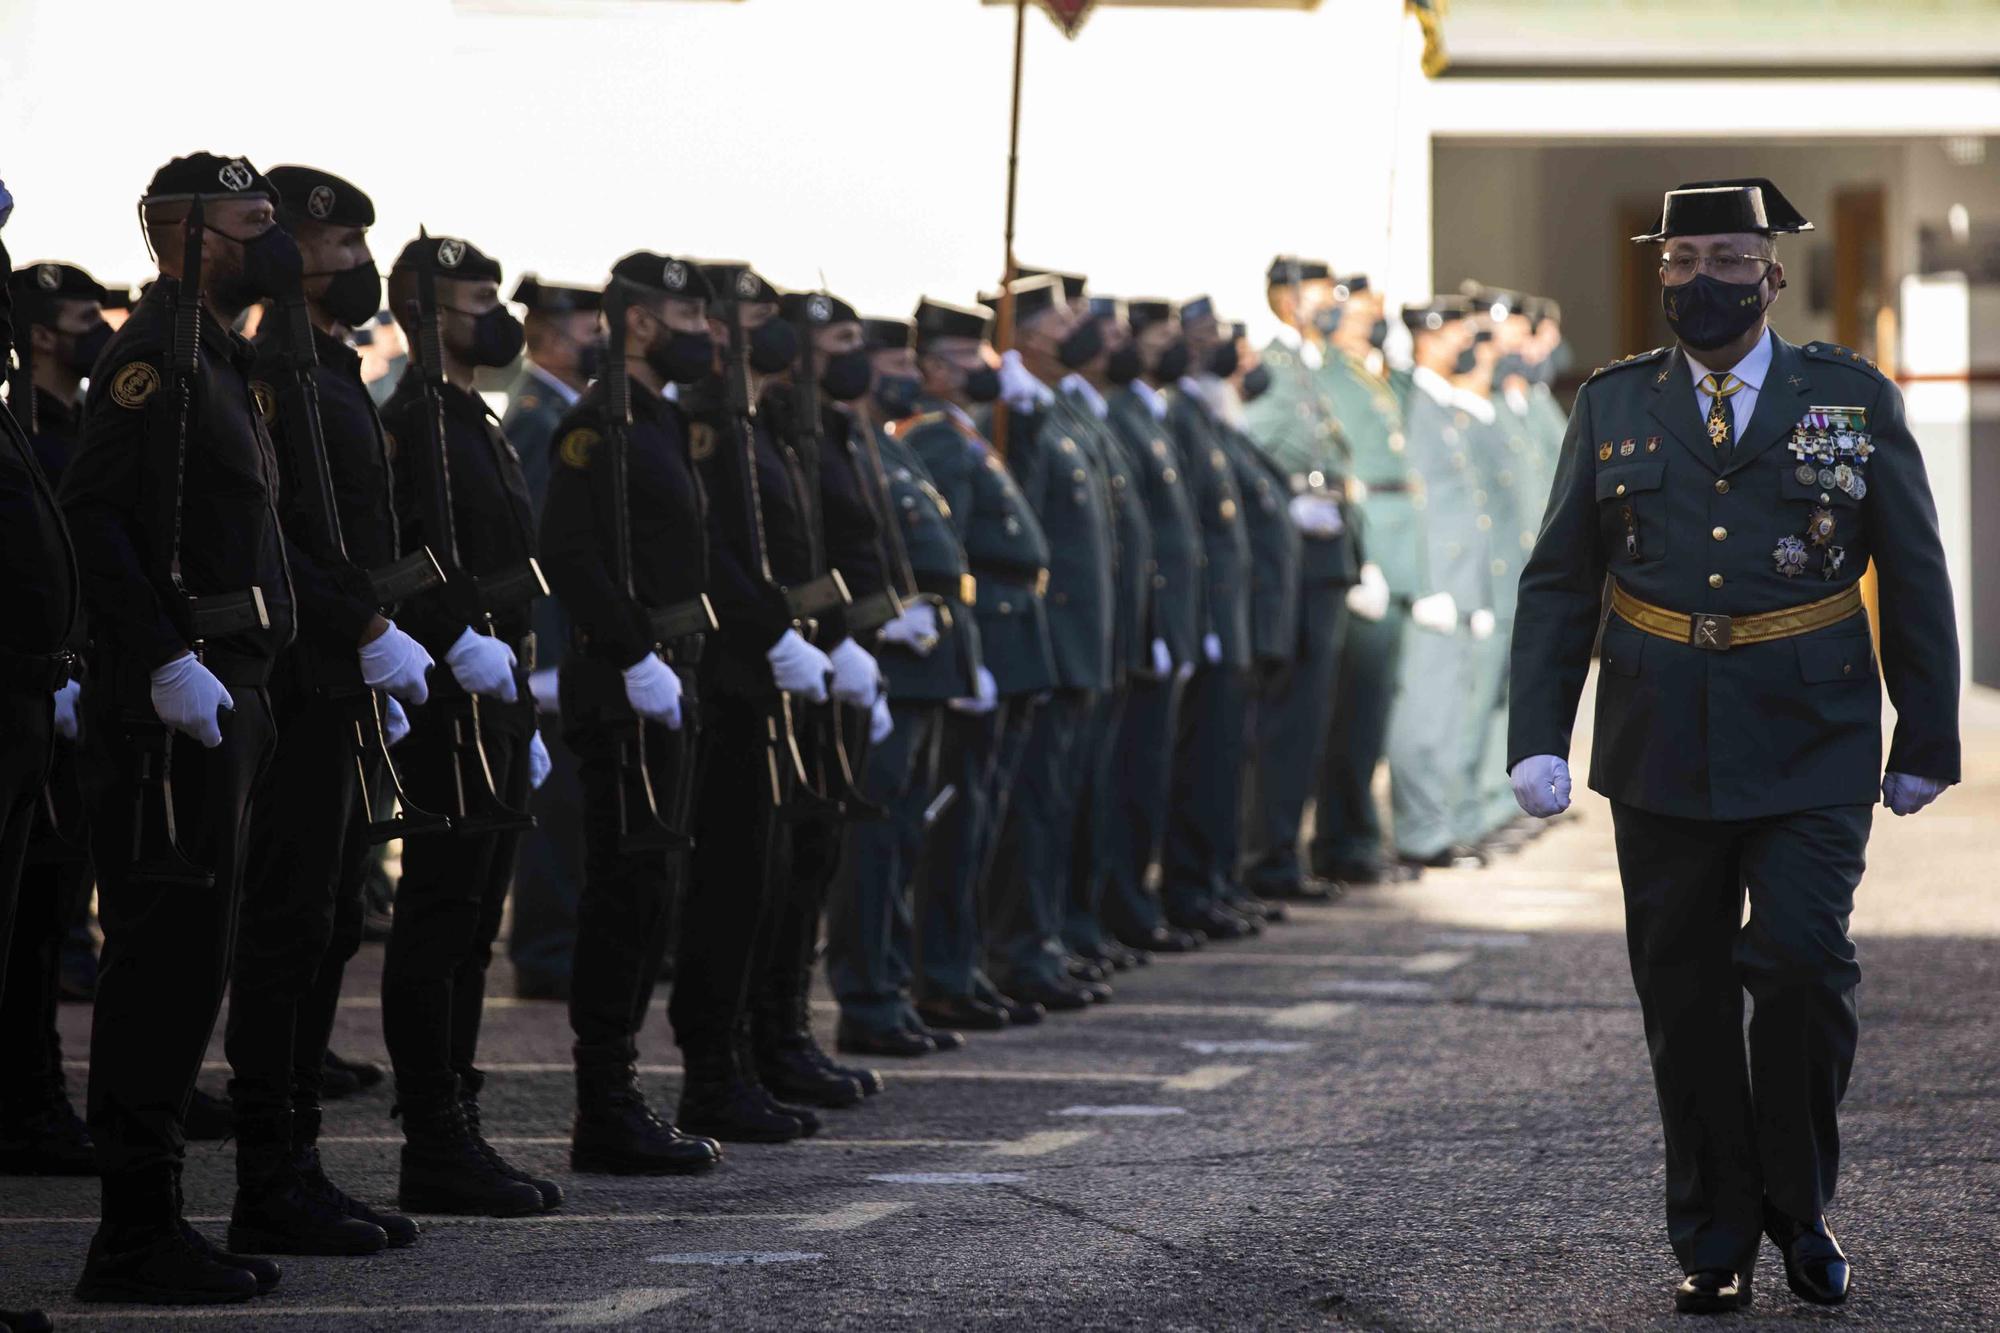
1609, 581, 1863, 652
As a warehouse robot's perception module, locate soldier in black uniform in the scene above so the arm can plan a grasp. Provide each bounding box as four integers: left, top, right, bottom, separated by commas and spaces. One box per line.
1, 258, 105, 1179
61, 153, 297, 1304
378, 233, 558, 1218
539, 250, 722, 1176
217, 165, 435, 1258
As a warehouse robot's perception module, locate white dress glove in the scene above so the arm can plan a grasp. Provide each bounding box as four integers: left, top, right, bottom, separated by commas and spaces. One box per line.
869, 695, 894, 744
622, 652, 684, 730
382, 695, 411, 747
358, 619, 433, 705
528, 731, 551, 790
948, 665, 999, 715
149, 652, 234, 749
1410, 591, 1459, 635
1202, 632, 1223, 664
1468, 608, 1497, 641
828, 637, 882, 708
766, 627, 832, 703
52, 678, 81, 741
446, 627, 519, 702
1345, 563, 1391, 623
1287, 494, 1345, 538
1150, 638, 1172, 677
1509, 754, 1571, 818
998, 349, 1050, 413
880, 603, 940, 656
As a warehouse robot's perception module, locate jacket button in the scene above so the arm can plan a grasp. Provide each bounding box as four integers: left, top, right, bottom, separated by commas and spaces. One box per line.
1714, 479, 1729, 495
1615, 484, 1627, 496
1708, 574, 1724, 588
1712, 526, 1728, 541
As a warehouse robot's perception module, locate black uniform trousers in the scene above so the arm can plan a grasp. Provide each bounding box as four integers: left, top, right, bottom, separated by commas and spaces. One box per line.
1243, 582, 1347, 895
751, 709, 851, 1037
987, 688, 1092, 987
1162, 664, 1248, 915
0, 689, 55, 999
1, 731, 86, 1106
1310, 607, 1409, 876
508, 716, 585, 994
381, 688, 533, 1102
1063, 687, 1127, 957
915, 704, 1005, 1002
1098, 676, 1178, 945
1611, 800, 1869, 1274
827, 699, 938, 1031
82, 686, 276, 1183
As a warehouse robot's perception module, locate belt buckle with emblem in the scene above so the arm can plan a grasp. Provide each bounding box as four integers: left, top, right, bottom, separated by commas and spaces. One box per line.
1689, 613, 1732, 651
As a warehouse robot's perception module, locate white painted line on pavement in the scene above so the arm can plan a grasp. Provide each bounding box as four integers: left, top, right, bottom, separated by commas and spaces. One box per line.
790, 1201, 912, 1232
545, 1290, 694, 1326
1264, 1001, 1356, 1029
1180, 1039, 1311, 1055
5, 1203, 910, 1233
53, 1292, 694, 1325
319, 1129, 1097, 1157
1310, 978, 1437, 999
1051, 1105, 1187, 1118
1428, 931, 1534, 949
1400, 949, 1475, 975
865, 1172, 1028, 1185
987, 1129, 1096, 1157
267, 1062, 1244, 1092
647, 1251, 823, 1266
1159, 1064, 1251, 1091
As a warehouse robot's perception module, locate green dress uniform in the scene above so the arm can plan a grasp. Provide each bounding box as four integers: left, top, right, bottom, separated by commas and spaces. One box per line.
1454, 389, 1522, 849
1472, 385, 1550, 837
1310, 348, 1433, 880
1239, 336, 1356, 897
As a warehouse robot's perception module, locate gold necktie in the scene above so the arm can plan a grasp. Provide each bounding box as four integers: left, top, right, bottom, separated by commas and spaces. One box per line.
1700, 373, 1743, 451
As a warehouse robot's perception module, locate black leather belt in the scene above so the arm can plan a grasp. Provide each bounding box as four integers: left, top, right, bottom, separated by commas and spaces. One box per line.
847, 589, 904, 634
0, 644, 80, 693
915, 570, 976, 606
970, 563, 1049, 602
647, 594, 718, 644
785, 571, 851, 620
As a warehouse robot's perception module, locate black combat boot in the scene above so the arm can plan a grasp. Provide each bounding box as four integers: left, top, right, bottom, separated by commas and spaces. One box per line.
227, 1108, 386, 1256
293, 1102, 419, 1248
0, 1069, 96, 1174
675, 1043, 807, 1144
459, 1071, 562, 1212
753, 996, 866, 1109
572, 1050, 721, 1176
76, 1164, 262, 1305
395, 1087, 544, 1217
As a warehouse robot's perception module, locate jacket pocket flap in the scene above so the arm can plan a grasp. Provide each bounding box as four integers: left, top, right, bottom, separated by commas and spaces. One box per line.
1796, 632, 1874, 684
1599, 620, 1645, 678
1595, 457, 1667, 501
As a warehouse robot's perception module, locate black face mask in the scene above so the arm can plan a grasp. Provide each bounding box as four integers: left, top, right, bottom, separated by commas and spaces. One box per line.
1369, 318, 1390, 351
645, 329, 714, 386
1493, 353, 1531, 386
447, 304, 525, 368
1152, 339, 1190, 383
1056, 319, 1105, 371
961, 363, 1001, 405
1105, 342, 1143, 387
63, 320, 113, 378
214, 224, 303, 309
1205, 342, 1240, 378
1452, 347, 1479, 376
573, 338, 606, 382
820, 347, 873, 402
874, 372, 922, 420
747, 317, 799, 375
1662, 273, 1768, 352
311, 261, 382, 329
1240, 364, 1272, 404
1312, 305, 1343, 337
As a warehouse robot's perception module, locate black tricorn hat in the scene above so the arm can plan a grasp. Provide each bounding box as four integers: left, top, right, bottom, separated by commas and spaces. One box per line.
913, 298, 993, 349
1266, 255, 1331, 287
1632, 177, 1813, 243
513, 273, 604, 313
862, 317, 914, 352
1180, 295, 1217, 327
1125, 298, 1177, 334
1014, 265, 1087, 302
979, 274, 1063, 326
1400, 295, 1475, 333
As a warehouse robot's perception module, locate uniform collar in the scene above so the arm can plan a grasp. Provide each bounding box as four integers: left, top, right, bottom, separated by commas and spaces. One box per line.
1413, 365, 1495, 424
1684, 325, 1773, 392
1130, 378, 1168, 420
1059, 372, 1108, 420
525, 360, 583, 407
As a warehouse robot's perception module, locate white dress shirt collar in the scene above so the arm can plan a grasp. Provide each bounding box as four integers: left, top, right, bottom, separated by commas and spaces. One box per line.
1059, 372, 1109, 420
1130, 378, 1169, 421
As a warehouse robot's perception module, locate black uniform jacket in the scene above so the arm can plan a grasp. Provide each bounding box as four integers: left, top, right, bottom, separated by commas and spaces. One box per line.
2, 389, 78, 667
1509, 332, 1960, 820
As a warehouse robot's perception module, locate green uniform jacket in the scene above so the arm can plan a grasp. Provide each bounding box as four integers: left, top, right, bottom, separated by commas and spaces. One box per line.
1066, 386, 1155, 680
1319, 350, 1430, 601
1242, 338, 1358, 587
1107, 385, 1203, 669
875, 426, 982, 702
1468, 395, 1528, 623
1167, 384, 1251, 669
1403, 372, 1495, 618
1007, 391, 1116, 693
1220, 416, 1301, 666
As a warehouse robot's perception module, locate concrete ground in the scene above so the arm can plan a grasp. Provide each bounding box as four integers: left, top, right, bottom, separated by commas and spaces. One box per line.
4, 686, 1997, 1330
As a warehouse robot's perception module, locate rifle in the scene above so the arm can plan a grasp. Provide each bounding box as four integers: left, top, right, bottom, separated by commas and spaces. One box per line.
267, 283, 449, 845
402, 231, 544, 836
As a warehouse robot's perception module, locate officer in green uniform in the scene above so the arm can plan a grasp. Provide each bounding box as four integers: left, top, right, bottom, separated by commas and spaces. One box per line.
1522, 297, 1573, 477
1240, 258, 1355, 905
1510, 178, 1959, 1315
896, 297, 1056, 1029
1385, 297, 1490, 870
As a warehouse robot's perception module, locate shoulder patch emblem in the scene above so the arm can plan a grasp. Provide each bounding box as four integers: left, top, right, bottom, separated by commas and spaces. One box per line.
250, 381, 277, 421
558, 427, 600, 470
109, 362, 161, 410
688, 422, 718, 462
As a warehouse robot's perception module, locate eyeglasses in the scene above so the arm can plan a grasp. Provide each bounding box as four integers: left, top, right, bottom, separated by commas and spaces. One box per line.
1659, 254, 1776, 286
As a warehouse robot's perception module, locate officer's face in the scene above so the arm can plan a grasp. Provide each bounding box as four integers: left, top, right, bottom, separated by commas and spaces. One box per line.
295, 222, 372, 303
813, 321, 864, 373
1661, 232, 1783, 297
438, 277, 500, 358
1183, 314, 1220, 356
1017, 305, 1074, 358
1133, 319, 1174, 365
30, 297, 106, 365
199, 196, 276, 290
1297, 278, 1335, 327
871, 346, 918, 379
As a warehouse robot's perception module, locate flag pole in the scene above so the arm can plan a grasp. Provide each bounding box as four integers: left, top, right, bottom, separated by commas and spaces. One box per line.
992, 0, 1027, 454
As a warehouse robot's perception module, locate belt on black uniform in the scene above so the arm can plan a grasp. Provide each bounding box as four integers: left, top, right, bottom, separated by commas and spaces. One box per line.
0, 644, 80, 693
1609, 581, 1864, 652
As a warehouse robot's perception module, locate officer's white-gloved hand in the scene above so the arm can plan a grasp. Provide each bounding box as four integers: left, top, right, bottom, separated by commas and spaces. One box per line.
1345, 563, 1391, 623
528, 731, 551, 790
1468, 608, 1497, 641
358, 619, 433, 705
1202, 632, 1223, 664
869, 695, 894, 744
1150, 638, 1172, 676
766, 628, 832, 703
382, 695, 411, 747
1510, 754, 1571, 818
1882, 772, 1948, 817
1287, 494, 1345, 538
948, 665, 999, 715
446, 627, 519, 702
998, 349, 1049, 413
149, 652, 234, 749
527, 667, 560, 715
1410, 591, 1458, 635
880, 603, 940, 656
828, 637, 882, 708
622, 652, 683, 730
52, 678, 81, 741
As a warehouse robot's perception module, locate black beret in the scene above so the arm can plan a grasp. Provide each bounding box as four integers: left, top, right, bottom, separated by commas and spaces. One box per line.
392, 234, 503, 284
605, 252, 711, 306
980, 274, 1062, 326
266, 165, 374, 229
862, 317, 914, 352
913, 298, 993, 349
1086, 295, 1125, 323
1180, 295, 1217, 326
1266, 255, 1331, 287
696, 262, 779, 306
513, 273, 604, 313
142, 152, 272, 204
779, 290, 859, 328
1332, 273, 1371, 298
1400, 296, 1475, 333
1125, 299, 1177, 334
8, 261, 109, 322
1014, 265, 1087, 302
1633, 177, 1813, 243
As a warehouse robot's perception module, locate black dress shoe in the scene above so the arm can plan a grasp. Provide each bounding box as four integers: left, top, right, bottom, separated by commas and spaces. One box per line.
1262, 875, 1344, 904
1003, 979, 1095, 1012
910, 1023, 966, 1051
1674, 1269, 1752, 1314
1121, 925, 1201, 954
990, 993, 1046, 1026
917, 996, 1010, 1032
1763, 1201, 1850, 1305
1064, 955, 1111, 983
836, 1024, 935, 1058
1167, 905, 1256, 941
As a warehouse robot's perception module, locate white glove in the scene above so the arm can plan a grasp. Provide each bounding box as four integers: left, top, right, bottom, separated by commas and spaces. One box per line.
1410, 591, 1459, 635
869, 695, 893, 744
382, 695, 411, 747
622, 652, 683, 730
528, 667, 560, 714
1509, 754, 1571, 818
52, 678, 81, 741
998, 348, 1050, 413
358, 619, 433, 705
1469, 608, 1497, 641
149, 652, 234, 749
1345, 563, 1391, 623
446, 627, 519, 702
948, 665, 999, 715
1287, 494, 1345, 538
528, 731, 551, 790
766, 627, 832, 703
1202, 632, 1222, 664
1150, 638, 1172, 676
828, 637, 882, 708
880, 603, 940, 656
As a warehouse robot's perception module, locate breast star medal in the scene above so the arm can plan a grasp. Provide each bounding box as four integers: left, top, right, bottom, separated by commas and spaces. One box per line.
1773, 535, 1810, 578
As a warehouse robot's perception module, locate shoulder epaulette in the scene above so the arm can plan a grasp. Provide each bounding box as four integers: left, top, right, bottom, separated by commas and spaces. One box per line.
1800, 341, 1886, 377
1583, 345, 1670, 385
896, 411, 948, 434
